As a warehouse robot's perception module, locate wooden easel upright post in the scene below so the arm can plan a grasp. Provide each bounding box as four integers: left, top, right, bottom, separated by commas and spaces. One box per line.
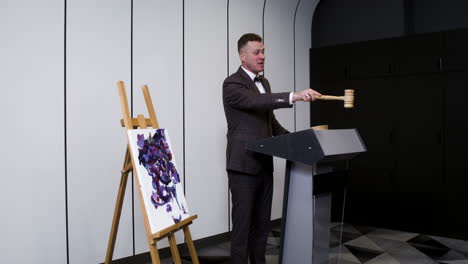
105, 81, 199, 264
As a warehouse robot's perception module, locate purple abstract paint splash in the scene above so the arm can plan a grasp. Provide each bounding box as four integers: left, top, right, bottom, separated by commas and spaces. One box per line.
137, 129, 188, 223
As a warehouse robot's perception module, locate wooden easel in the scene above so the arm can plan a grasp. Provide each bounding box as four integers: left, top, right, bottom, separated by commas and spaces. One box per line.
105, 81, 199, 264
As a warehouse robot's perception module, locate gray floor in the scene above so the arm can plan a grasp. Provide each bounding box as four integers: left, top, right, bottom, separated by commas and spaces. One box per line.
157, 222, 468, 264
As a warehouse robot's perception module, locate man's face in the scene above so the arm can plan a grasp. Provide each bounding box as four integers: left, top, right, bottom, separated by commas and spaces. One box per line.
240, 41, 265, 74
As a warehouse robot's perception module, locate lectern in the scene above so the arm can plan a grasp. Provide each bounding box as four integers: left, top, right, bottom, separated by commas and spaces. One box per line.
247, 128, 366, 264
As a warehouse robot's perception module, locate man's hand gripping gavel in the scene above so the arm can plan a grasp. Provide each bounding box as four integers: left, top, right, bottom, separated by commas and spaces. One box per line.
293, 89, 355, 108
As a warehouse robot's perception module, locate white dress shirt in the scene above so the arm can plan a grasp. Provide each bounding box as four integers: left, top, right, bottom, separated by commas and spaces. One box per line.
241, 66, 293, 104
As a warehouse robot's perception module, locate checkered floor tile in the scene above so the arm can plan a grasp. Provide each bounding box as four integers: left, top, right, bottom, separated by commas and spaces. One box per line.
155, 223, 468, 263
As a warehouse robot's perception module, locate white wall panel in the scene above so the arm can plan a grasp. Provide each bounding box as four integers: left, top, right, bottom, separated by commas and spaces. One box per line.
185, 0, 229, 239
228, 0, 265, 231
228, 0, 265, 75
133, 0, 184, 252
1, 1, 319, 261
0, 1, 66, 263
66, 1, 132, 263
295, 0, 320, 131
264, 0, 300, 219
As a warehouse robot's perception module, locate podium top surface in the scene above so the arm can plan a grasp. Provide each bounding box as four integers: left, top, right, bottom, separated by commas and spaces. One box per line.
246, 128, 366, 165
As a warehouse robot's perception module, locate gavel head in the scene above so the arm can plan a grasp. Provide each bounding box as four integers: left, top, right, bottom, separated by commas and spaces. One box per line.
344, 89, 354, 108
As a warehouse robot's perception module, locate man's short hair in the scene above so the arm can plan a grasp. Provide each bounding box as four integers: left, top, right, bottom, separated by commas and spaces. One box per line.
238, 33, 262, 53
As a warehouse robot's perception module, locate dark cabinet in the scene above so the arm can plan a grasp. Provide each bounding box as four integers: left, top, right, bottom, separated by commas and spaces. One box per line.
444, 28, 468, 72
310, 79, 349, 128
320, 76, 444, 186
348, 39, 393, 79
445, 72, 468, 185
347, 78, 394, 186
392, 75, 444, 185
310, 45, 348, 81
310, 28, 468, 239
392, 33, 443, 75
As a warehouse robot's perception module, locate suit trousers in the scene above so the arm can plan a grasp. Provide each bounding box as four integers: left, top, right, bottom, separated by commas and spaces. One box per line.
228, 169, 273, 264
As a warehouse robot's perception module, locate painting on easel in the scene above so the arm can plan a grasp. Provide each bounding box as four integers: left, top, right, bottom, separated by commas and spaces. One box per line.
128, 128, 190, 233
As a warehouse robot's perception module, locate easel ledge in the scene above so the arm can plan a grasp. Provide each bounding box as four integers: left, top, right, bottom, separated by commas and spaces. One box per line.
105, 81, 199, 264
151, 215, 198, 241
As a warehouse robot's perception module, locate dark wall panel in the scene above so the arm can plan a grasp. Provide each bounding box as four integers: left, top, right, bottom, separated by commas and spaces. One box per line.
413, 0, 468, 34
313, 0, 468, 48
312, 0, 404, 47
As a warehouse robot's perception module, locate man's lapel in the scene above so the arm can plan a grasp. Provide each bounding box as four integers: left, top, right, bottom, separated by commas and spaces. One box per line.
237, 67, 260, 94
260, 77, 271, 93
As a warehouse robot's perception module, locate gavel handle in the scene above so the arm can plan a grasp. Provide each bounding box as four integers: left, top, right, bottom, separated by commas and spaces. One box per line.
316, 95, 344, 101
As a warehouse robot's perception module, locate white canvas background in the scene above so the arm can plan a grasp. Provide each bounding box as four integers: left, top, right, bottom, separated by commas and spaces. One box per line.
127, 128, 190, 234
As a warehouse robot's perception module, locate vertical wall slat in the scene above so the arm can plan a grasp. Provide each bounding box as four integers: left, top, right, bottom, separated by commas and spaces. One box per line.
0, 1, 67, 263
66, 1, 132, 263
228, 0, 265, 75
132, 0, 184, 252
264, 0, 301, 219
185, 0, 229, 239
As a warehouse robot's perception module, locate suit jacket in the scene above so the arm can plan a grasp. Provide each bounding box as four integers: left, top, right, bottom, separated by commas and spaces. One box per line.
223, 67, 292, 175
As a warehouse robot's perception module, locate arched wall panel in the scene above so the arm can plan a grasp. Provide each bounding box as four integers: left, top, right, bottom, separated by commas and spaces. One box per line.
295, 0, 320, 131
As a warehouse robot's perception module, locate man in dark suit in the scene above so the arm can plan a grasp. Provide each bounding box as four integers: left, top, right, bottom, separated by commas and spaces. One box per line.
222, 33, 321, 264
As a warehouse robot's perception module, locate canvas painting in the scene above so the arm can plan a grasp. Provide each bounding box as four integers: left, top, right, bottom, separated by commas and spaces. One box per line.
127, 128, 189, 234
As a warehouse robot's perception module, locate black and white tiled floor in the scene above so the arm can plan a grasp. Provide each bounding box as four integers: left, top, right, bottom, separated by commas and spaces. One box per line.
158, 222, 468, 263
329, 223, 468, 264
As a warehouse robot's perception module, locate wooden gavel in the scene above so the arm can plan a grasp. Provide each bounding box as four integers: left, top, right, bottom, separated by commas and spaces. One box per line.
316, 89, 354, 108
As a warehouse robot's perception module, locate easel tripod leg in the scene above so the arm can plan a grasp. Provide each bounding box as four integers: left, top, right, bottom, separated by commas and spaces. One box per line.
183, 226, 199, 264
148, 240, 161, 264
105, 149, 132, 264
168, 233, 182, 264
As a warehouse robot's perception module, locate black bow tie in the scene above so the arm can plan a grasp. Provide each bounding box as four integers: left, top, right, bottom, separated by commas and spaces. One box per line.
254, 75, 263, 82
